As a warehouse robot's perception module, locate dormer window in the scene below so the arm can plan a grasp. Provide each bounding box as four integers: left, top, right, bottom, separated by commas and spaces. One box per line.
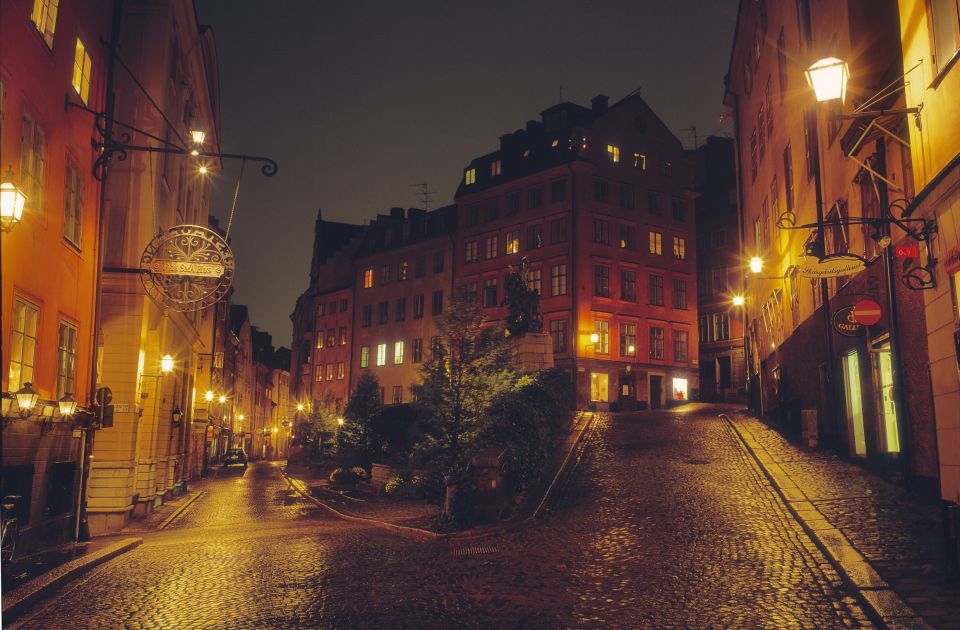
464, 168, 476, 185
633, 152, 647, 170
522, 149, 530, 158
490, 160, 501, 177
551, 138, 559, 148
607, 145, 620, 163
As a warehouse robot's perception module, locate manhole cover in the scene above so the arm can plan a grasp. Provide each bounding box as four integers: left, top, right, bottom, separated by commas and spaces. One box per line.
453, 545, 499, 557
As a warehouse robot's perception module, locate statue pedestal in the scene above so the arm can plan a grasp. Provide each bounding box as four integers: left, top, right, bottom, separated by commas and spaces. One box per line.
512, 332, 554, 373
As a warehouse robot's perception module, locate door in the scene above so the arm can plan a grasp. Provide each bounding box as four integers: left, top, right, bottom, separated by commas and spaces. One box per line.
718, 356, 732, 389
872, 342, 900, 453
650, 375, 663, 409
590, 372, 609, 403
842, 350, 866, 457
618, 373, 635, 410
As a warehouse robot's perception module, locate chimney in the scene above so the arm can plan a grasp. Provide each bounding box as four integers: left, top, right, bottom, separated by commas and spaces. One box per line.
591, 94, 609, 113
525, 120, 543, 135
390, 207, 405, 220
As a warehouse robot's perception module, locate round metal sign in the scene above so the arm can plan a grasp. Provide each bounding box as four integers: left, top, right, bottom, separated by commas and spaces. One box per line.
140, 224, 234, 311
832, 306, 862, 337
852, 299, 882, 326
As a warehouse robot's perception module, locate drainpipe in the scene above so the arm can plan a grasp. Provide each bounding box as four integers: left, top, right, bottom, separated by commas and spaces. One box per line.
567, 162, 578, 409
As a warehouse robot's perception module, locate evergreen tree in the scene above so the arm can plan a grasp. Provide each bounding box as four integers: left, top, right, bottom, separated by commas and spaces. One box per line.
340, 372, 382, 454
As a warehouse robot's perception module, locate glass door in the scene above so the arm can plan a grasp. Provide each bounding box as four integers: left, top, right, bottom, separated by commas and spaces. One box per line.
843, 350, 866, 457
873, 342, 900, 453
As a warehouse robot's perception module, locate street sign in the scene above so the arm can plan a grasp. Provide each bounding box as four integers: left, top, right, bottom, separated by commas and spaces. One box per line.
894, 244, 920, 259
95, 386, 113, 406
139, 224, 234, 312
832, 306, 862, 337
797, 254, 866, 278
852, 299, 882, 326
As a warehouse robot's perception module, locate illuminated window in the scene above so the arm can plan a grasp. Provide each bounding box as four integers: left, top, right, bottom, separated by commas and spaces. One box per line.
360, 346, 369, 368
620, 323, 637, 357
392, 385, 403, 405
672, 377, 688, 400
506, 230, 519, 255
464, 168, 476, 185
31, 0, 59, 48
673, 236, 686, 260
20, 113, 46, 212
317, 334, 324, 349
72, 38, 92, 104
485, 235, 498, 259
337, 362, 345, 379
339, 327, 347, 345
363, 268, 373, 288
607, 144, 620, 163
551, 138, 559, 148
594, 321, 609, 354
326, 364, 335, 380
327, 328, 336, 347
316, 369, 323, 382
649, 230, 663, 255
389, 340, 403, 365
376, 344, 387, 367
9, 298, 39, 391
649, 327, 664, 360
56, 321, 78, 398
490, 160, 501, 176
633, 152, 647, 170
398, 260, 408, 281
64, 160, 83, 247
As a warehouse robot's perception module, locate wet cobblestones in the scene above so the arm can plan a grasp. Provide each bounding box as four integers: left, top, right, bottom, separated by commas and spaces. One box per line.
14, 406, 874, 628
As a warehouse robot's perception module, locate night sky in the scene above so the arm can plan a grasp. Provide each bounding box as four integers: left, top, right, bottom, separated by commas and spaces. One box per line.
195, 0, 739, 347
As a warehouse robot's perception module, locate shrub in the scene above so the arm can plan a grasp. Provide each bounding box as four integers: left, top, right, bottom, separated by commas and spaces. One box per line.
384, 475, 416, 499
329, 467, 363, 486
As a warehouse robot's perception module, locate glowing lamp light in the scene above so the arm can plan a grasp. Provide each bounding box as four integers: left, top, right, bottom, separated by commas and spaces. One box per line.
589, 333, 600, 344
805, 57, 848, 103
190, 149, 199, 156
58, 393, 78, 416
219, 394, 227, 404
628, 344, 636, 354
1, 167, 27, 232
296, 403, 305, 412
198, 165, 209, 175
14, 382, 39, 411
749, 257, 764, 274
732, 295, 746, 307
337, 418, 344, 426
161, 354, 175, 373
272, 427, 279, 433
205, 390, 215, 402
238, 414, 245, 421
190, 129, 206, 144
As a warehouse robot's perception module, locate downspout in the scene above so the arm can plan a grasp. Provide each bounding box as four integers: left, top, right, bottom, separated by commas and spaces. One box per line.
567, 162, 578, 409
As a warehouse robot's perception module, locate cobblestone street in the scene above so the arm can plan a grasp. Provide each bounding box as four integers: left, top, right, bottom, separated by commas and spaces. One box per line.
11, 405, 875, 629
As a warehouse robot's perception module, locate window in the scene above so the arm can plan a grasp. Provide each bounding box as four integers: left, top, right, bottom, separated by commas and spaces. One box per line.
361, 304, 372, 327
594, 321, 609, 354
620, 323, 637, 357
673, 236, 686, 260
398, 260, 408, 281
770, 176, 780, 239
550, 218, 568, 244
431, 291, 443, 315
757, 105, 765, 162
526, 224, 543, 249
465, 240, 479, 263
464, 168, 476, 185
484, 235, 498, 259
803, 108, 816, 181
326, 364, 335, 381
376, 344, 387, 367
619, 184, 634, 209
484, 199, 500, 222
671, 199, 685, 222
750, 129, 758, 181
394, 341, 404, 365
648, 192, 661, 215
765, 77, 773, 137
340, 298, 348, 311
415, 255, 426, 278
594, 265, 610, 297
380, 265, 391, 285
711, 267, 728, 295
649, 230, 663, 255
465, 204, 480, 227
593, 179, 609, 203
31, 0, 59, 48
931, 0, 960, 73
316, 334, 324, 349
550, 264, 568, 296
316, 368, 324, 382
661, 160, 673, 177
673, 279, 688, 309
674, 330, 689, 362
699, 315, 710, 344
550, 319, 567, 353
395, 298, 406, 322
413, 294, 424, 319
528, 185, 543, 210
430, 336, 441, 355
392, 386, 403, 405
490, 159, 502, 177
784, 143, 795, 212
327, 328, 336, 347
506, 191, 521, 215
711, 229, 727, 248
527, 268, 541, 295
339, 327, 347, 345
607, 144, 620, 162
360, 346, 369, 368
777, 28, 787, 102
506, 230, 519, 255
483, 278, 498, 307
329, 300, 337, 314
413, 338, 423, 363
337, 362, 345, 380
464, 281, 478, 305
72, 38, 92, 104
379, 388, 385, 404
592, 219, 610, 245
378, 302, 389, 325
649, 327, 664, 360
712, 313, 731, 341
317, 303, 326, 317
20, 114, 46, 212
619, 225, 636, 250
551, 178, 567, 202
433, 250, 444, 274
621, 270, 637, 302
64, 160, 83, 247
633, 152, 647, 170
56, 321, 77, 398
363, 268, 374, 288
649, 275, 664, 306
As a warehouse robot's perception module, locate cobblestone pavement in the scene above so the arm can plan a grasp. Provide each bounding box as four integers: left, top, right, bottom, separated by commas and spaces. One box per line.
13, 405, 874, 629
731, 410, 960, 629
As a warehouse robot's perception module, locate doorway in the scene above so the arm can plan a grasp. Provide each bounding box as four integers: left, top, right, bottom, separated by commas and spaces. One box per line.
718, 356, 732, 389
872, 341, 900, 453
590, 372, 609, 403
649, 375, 663, 409
842, 350, 866, 457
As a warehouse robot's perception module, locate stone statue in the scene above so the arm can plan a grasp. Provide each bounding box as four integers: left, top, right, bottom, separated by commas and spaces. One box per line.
503, 257, 544, 337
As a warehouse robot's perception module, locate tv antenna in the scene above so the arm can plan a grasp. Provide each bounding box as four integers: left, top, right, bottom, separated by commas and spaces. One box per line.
413, 182, 436, 211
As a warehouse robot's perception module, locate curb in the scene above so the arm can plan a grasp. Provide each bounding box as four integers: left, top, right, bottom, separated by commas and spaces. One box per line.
281, 411, 597, 543
1, 537, 142, 625
721, 413, 930, 630
157, 490, 205, 530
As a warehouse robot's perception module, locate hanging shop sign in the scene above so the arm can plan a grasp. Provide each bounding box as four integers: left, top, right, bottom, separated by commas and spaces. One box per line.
796, 253, 867, 278
944, 243, 960, 276
852, 299, 882, 326
832, 306, 862, 337
894, 243, 920, 259
140, 224, 234, 311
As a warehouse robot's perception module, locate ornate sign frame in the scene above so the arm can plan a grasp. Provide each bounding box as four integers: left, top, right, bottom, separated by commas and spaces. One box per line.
139, 225, 235, 311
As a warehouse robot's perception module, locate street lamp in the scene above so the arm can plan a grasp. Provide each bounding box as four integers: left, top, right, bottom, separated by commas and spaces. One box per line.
218, 394, 227, 404
58, 393, 78, 417
749, 257, 764, 274
160, 354, 175, 374
805, 57, 849, 103
589, 332, 599, 344
296, 403, 305, 412
732, 295, 746, 307
1, 167, 27, 232
205, 390, 214, 402
190, 129, 206, 145
14, 382, 39, 414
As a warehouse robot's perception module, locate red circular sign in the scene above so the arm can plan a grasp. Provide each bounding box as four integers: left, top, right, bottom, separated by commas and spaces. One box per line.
852, 299, 882, 326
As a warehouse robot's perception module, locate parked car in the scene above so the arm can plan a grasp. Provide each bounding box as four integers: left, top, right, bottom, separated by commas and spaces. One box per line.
223, 448, 248, 468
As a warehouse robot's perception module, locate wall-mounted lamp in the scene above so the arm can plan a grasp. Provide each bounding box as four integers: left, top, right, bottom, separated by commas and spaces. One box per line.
15, 382, 40, 416
161, 354, 175, 374
805, 57, 849, 103
1, 167, 27, 233
58, 393, 78, 417
190, 129, 206, 145
172, 407, 183, 425
205, 390, 215, 402
589, 333, 600, 344
732, 295, 746, 307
